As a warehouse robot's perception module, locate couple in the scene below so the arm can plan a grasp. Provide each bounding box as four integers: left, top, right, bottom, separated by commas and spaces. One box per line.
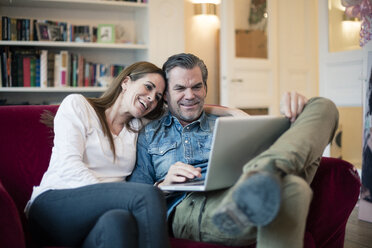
26, 53, 338, 248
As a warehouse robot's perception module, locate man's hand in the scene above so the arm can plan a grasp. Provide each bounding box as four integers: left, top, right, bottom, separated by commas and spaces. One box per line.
280, 91, 308, 122
159, 162, 202, 186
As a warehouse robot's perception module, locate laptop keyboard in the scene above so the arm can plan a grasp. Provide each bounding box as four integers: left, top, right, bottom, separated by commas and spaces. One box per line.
174, 177, 205, 186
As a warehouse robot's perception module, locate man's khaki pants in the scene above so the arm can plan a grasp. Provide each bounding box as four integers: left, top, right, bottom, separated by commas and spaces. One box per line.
172, 97, 339, 248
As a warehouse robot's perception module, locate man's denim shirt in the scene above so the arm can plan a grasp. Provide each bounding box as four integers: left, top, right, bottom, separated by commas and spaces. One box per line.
128, 111, 218, 217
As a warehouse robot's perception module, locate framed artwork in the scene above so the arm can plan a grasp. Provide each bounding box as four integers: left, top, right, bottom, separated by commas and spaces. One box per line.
48, 24, 63, 41
97, 24, 115, 43
36, 22, 50, 41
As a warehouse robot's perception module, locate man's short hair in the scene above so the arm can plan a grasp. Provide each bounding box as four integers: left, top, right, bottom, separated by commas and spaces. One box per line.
162, 53, 208, 90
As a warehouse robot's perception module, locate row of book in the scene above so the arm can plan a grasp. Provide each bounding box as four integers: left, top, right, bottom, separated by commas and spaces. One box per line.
1, 16, 131, 44
0, 47, 127, 88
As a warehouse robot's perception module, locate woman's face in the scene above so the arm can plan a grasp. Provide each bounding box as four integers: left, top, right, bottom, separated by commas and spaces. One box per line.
121, 73, 165, 118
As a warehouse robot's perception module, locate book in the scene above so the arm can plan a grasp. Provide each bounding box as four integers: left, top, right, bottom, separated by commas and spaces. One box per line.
15, 52, 24, 87
16, 19, 22, 40
77, 54, 84, 87
24, 19, 30, 41
59, 50, 69, 87
40, 50, 48, 87
9, 18, 17, 41
71, 53, 78, 87
1, 49, 7, 86
47, 51, 55, 87
35, 58, 40, 87
23, 56, 31, 87
53, 54, 61, 87
30, 57, 36, 87
0, 18, 2, 40
10, 50, 18, 87
2, 16, 9, 40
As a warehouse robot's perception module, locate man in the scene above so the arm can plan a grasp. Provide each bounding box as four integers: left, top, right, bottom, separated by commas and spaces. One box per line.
129, 53, 339, 247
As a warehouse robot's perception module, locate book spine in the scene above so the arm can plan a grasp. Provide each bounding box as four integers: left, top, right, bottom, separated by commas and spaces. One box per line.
23, 57, 31, 87
84, 61, 89, 87
35, 58, 40, 87
1, 50, 7, 86
10, 18, 17, 41
0, 18, 2, 41
16, 52, 23, 87
47, 52, 55, 87
30, 57, 36, 87
54, 54, 61, 87
17, 19, 22, 40
72, 54, 77, 87
10, 50, 18, 87
40, 50, 48, 87
6, 49, 11, 87
2, 16, 8, 40
77, 54, 84, 87
24, 19, 30, 41
59, 50, 69, 87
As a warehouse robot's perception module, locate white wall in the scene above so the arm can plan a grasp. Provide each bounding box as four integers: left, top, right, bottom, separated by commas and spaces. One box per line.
184, 0, 221, 104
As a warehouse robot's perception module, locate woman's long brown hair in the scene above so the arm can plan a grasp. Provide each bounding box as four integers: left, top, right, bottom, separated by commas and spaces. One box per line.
41, 61, 166, 160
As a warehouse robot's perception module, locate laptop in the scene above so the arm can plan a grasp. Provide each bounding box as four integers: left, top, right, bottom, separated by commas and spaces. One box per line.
159, 115, 290, 192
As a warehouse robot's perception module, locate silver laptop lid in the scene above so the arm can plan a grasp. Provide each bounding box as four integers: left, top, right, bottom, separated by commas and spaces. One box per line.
159, 115, 290, 192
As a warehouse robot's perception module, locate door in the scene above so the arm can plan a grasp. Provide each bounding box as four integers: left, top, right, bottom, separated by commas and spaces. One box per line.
318, 0, 364, 106
220, 0, 279, 114
220, 0, 318, 115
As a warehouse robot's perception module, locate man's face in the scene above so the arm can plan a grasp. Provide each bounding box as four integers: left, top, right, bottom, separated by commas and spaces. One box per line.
164, 66, 207, 126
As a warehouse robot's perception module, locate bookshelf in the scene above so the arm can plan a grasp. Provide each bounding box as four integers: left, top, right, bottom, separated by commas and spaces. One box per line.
0, 0, 150, 105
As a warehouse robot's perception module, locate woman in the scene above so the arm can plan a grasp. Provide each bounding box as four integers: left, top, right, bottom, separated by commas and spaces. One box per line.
25, 61, 170, 248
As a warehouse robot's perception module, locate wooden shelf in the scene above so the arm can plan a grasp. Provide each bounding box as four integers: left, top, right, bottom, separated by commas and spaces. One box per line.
0, 87, 107, 93
0, 41, 147, 50
0, 0, 147, 12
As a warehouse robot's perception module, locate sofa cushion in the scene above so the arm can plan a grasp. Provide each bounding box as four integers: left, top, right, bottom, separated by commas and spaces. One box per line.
0, 179, 26, 248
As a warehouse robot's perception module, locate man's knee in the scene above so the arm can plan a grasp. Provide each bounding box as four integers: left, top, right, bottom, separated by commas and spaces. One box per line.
281, 175, 312, 207
306, 97, 339, 124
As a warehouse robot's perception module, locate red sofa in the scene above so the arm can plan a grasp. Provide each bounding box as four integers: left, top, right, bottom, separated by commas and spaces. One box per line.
0, 105, 361, 248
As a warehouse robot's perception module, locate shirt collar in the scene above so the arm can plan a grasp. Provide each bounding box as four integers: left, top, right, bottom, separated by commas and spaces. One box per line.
163, 111, 211, 132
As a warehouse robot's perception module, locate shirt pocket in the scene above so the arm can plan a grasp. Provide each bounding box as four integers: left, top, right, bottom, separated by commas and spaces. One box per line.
197, 135, 212, 160
148, 142, 178, 179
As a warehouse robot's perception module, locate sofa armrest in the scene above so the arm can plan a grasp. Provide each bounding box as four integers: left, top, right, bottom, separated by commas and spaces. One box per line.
306, 157, 361, 247
0, 179, 26, 248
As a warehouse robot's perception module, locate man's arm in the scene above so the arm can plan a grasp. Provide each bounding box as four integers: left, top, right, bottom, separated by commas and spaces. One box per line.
204, 104, 249, 117
128, 131, 157, 184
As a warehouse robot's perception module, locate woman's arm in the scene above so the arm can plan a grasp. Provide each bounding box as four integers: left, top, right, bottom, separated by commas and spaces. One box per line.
204, 104, 249, 117
53, 95, 100, 186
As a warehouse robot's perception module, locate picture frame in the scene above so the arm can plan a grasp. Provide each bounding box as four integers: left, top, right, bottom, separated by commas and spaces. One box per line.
36, 22, 50, 41
115, 24, 132, 44
97, 24, 115, 43
48, 23, 64, 41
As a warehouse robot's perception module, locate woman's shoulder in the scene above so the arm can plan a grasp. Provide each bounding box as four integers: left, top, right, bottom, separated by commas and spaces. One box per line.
61, 94, 88, 106
60, 94, 92, 110
58, 94, 94, 119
